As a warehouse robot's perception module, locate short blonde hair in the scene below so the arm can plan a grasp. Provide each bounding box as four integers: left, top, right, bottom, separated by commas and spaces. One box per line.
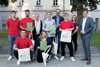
46, 11, 52, 15
63, 13, 69, 17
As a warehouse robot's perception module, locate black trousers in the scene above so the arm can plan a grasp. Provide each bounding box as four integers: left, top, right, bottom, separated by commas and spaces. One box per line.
72, 33, 78, 51
61, 41, 74, 57
14, 50, 33, 60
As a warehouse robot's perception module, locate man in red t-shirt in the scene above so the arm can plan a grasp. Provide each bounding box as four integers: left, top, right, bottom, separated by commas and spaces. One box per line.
59, 13, 75, 62
20, 10, 34, 37
13, 29, 33, 65
6, 11, 20, 60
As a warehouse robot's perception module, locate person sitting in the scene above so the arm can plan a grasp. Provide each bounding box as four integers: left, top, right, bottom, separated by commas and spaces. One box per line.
13, 29, 33, 65
36, 31, 52, 63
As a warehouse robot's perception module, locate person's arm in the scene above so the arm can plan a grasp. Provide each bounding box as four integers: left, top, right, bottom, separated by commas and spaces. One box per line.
29, 39, 33, 51
47, 38, 52, 49
59, 22, 62, 31
6, 20, 9, 30
36, 38, 40, 49
85, 18, 94, 34
13, 39, 19, 51
68, 22, 74, 31
72, 26, 79, 35
42, 20, 50, 31
79, 21, 82, 33
13, 45, 18, 51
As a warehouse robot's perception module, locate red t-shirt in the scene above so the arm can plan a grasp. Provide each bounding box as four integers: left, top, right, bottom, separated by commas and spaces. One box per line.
14, 36, 33, 49
6, 18, 20, 36
60, 20, 74, 39
20, 17, 34, 36
60, 20, 74, 30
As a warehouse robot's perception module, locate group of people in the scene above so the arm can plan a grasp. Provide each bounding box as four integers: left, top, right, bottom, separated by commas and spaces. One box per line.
6, 9, 94, 65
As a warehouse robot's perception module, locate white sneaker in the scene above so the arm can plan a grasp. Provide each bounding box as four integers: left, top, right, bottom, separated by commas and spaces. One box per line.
17, 60, 20, 65
48, 55, 51, 60
54, 56, 59, 60
8, 56, 12, 60
71, 57, 75, 61
60, 56, 65, 61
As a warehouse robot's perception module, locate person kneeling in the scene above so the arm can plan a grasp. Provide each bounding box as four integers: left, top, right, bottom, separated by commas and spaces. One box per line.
36, 31, 52, 63
13, 29, 34, 65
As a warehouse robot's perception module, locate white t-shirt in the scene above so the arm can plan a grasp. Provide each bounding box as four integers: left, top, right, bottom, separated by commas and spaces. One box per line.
35, 20, 41, 33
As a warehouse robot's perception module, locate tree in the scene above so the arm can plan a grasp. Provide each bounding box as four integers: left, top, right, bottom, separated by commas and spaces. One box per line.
71, 0, 100, 22
0, 0, 9, 6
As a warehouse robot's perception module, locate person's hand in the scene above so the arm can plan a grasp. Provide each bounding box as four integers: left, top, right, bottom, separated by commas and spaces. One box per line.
56, 24, 60, 27
47, 45, 51, 49
37, 47, 40, 49
36, 33, 40, 35
48, 29, 51, 32
59, 28, 62, 31
15, 48, 18, 51
67, 29, 72, 31
81, 31, 85, 35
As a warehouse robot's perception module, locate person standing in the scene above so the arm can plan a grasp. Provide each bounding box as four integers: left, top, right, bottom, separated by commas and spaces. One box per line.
79, 10, 94, 65
52, 9, 64, 53
59, 13, 75, 61
20, 10, 34, 37
71, 15, 79, 55
33, 13, 43, 52
6, 11, 20, 60
42, 11, 58, 60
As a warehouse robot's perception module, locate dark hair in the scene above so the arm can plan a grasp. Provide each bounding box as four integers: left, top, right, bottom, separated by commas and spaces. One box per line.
71, 15, 77, 22
83, 10, 88, 13
21, 29, 26, 32
25, 10, 30, 12
11, 11, 16, 14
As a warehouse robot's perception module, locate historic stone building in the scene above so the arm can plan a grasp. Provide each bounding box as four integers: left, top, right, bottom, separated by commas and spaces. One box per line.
0, 0, 100, 30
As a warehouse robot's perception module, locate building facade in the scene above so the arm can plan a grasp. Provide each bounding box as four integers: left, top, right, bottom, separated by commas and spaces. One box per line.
0, 0, 100, 30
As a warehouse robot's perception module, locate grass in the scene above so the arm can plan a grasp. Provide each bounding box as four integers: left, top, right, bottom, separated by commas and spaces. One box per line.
0, 32, 9, 48
78, 32, 100, 50
0, 32, 100, 50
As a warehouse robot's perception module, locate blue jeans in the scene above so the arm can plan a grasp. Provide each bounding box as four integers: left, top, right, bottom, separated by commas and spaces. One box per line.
8, 36, 19, 56
55, 30, 61, 51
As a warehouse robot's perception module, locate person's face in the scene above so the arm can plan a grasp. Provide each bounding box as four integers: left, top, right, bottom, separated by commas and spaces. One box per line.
21, 31, 26, 37
25, 12, 30, 17
64, 15, 69, 20
11, 12, 16, 18
42, 32, 47, 38
83, 11, 88, 18
72, 16, 76, 21
47, 13, 51, 18
35, 14, 39, 19
56, 10, 60, 16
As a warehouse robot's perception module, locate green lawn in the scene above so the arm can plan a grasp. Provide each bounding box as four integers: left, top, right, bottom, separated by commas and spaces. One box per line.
0, 32, 100, 50
78, 32, 100, 50
0, 32, 9, 48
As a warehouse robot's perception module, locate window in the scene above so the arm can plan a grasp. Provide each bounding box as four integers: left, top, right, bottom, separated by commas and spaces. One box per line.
70, 0, 73, 5
36, 0, 41, 6
18, 0, 24, 6
53, 0, 58, 6
2, 24, 6, 30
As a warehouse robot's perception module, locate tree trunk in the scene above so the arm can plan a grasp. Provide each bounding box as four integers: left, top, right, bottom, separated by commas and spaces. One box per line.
74, 0, 83, 22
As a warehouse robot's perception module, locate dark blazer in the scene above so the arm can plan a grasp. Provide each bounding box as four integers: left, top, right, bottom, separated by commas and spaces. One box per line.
79, 17, 94, 37
52, 15, 64, 30
33, 20, 43, 41
36, 37, 53, 47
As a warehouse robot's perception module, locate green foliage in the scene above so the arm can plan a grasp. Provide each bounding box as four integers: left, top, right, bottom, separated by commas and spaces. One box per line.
0, 0, 9, 6
71, 0, 100, 12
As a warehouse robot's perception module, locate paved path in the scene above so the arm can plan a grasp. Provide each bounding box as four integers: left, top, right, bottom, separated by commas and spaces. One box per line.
0, 39, 100, 67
